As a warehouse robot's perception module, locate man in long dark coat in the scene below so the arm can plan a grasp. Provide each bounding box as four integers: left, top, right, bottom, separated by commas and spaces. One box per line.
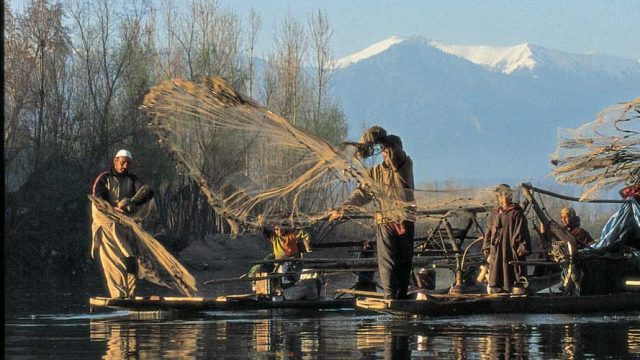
482, 184, 531, 294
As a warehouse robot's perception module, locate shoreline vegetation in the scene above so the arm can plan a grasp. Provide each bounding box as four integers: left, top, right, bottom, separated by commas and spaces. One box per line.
4, 1, 627, 288
5, 1, 347, 280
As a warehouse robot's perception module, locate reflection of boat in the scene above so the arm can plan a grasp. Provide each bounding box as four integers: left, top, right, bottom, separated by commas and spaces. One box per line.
356, 292, 640, 317
90, 294, 354, 313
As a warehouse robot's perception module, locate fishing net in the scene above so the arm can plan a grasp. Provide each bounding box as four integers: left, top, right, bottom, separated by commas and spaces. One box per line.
140, 77, 502, 237
89, 195, 199, 296
551, 98, 640, 200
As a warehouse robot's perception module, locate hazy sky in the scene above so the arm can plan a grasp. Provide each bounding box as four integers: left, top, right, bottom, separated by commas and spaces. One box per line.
214, 0, 640, 61
8, 0, 639, 60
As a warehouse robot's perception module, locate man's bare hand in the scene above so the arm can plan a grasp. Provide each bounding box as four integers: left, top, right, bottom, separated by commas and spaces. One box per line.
516, 246, 529, 257
328, 209, 344, 222
116, 198, 132, 213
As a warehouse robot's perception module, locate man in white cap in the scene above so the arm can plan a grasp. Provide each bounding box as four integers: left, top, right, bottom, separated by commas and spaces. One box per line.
90, 149, 154, 298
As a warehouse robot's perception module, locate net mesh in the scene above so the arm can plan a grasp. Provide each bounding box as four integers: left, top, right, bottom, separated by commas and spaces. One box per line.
551, 98, 640, 200
140, 77, 503, 236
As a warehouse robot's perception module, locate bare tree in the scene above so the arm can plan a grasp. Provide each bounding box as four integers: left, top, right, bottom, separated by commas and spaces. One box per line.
245, 8, 261, 98
5, 0, 71, 167
66, 0, 151, 162
309, 10, 332, 129
266, 14, 309, 125
308, 10, 346, 145
4, 0, 349, 277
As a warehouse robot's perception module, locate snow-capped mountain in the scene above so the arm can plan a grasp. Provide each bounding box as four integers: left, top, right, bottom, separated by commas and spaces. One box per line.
333, 36, 405, 69
331, 36, 640, 184
430, 40, 537, 74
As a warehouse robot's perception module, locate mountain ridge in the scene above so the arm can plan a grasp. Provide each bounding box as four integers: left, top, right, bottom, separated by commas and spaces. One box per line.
331, 36, 640, 183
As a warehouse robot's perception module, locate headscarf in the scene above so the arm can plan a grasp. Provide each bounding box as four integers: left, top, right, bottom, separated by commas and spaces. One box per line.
494, 184, 514, 200
560, 207, 578, 227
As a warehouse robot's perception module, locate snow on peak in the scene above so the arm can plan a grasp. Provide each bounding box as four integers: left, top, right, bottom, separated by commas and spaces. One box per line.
431, 41, 536, 74
334, 36, 405, 68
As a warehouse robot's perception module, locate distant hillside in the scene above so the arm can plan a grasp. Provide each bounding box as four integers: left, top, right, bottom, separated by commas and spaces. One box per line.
332, 36, 640, 184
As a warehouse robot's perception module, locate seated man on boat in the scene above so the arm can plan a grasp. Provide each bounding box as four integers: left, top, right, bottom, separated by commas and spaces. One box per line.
559, 207, 593, 250
565, 181, 640, 296
482, 184, 531, 294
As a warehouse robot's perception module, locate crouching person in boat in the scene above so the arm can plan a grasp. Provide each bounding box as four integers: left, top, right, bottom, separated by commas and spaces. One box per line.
560, 207, 593, 250
261, 220, 313, 293
482, 184, 531, 294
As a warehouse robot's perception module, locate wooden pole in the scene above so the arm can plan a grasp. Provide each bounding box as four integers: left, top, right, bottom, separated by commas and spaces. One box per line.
521, 183, 628, 204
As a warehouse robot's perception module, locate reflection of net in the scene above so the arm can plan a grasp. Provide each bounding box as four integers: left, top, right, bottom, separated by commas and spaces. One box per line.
141, 77, 502, 235
551, 98, 640, 200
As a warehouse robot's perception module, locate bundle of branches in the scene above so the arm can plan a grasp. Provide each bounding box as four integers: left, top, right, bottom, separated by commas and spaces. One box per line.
140, 77, 502, 236
551, 98, 640, 200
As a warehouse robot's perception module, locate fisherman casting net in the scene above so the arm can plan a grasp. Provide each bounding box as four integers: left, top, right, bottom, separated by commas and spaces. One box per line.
140, 77, 502, 237
551, 98, 640, 200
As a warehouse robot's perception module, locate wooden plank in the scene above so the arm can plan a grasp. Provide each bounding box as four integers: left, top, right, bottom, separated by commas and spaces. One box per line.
162, 297, 205, 302
89, 296, 356, 312
521, 183, 629, 204
335, 289, 385, 298
510, 261, 562, 267
90, 297, 109, 306
216, 294, 256, 302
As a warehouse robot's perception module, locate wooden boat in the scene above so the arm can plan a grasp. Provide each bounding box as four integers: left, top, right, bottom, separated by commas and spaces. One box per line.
356, 291, 640, 317
90, 294, 355, 313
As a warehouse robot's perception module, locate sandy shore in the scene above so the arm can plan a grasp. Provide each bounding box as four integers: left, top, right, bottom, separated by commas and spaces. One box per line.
176, 233, 363, 298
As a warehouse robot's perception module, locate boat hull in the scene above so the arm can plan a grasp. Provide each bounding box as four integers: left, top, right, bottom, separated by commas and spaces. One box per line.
356, 292, 640, 317
90, 295, 355, 313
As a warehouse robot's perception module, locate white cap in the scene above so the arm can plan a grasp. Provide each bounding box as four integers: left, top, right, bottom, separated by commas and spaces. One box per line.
115, 149, 132, 159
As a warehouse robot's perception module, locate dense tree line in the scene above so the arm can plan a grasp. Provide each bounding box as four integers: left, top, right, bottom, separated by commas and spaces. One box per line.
4, 0, 347, 279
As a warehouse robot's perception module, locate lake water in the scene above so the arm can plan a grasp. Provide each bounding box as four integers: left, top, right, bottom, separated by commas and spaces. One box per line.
5, 280, 640, 359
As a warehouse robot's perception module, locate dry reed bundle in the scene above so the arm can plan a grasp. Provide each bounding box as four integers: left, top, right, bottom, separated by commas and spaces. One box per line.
551, 98, 640, 200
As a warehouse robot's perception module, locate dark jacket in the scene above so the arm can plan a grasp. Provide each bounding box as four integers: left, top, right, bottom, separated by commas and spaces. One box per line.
342, 146, 415, 223
482, 203, 531, 289
569, 226, 594, 249
92, 168, 153, 207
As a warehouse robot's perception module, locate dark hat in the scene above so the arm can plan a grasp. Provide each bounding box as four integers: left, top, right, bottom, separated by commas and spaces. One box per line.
381, 134, 402, 150
359, 125, 388, 145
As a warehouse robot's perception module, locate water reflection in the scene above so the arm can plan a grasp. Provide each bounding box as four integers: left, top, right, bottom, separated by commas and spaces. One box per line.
90, 321, 202, 359
10, 311, 636, 359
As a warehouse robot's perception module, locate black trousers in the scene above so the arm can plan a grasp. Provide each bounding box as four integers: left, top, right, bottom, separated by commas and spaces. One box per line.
376, 221, 415, 299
